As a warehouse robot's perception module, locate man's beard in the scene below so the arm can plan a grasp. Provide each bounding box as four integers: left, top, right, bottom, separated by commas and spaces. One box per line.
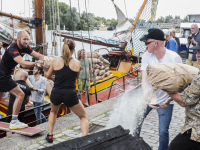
34, 71, 39, 75
19, 40, 27, 48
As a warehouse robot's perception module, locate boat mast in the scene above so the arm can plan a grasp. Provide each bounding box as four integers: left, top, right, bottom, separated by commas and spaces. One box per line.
34, 0, 46, 55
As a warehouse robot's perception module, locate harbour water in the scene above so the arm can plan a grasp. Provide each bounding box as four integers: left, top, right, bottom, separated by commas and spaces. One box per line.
45, 30, 116, 57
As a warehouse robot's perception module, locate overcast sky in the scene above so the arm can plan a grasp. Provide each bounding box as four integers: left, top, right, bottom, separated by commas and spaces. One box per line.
1, 0, 200, 20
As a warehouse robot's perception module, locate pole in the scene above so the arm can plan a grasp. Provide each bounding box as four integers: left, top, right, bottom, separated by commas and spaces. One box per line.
130, 0, 148, 33
35, 0, 45, 54
0, 11, 31, 23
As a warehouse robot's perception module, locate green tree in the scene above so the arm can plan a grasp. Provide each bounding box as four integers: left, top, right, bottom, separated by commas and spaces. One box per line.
182, 16, 188, 22
164, 15, 173, 23
156, 16, 164, 23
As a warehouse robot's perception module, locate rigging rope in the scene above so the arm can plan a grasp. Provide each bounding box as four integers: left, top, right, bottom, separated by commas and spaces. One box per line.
84, 0, 98, 103
8, 13, 14, 46
48, 0, 53, 55
56, 0, 62, 55
69, 0, 76, 58
77, 0, 85, 50
124, 0, 128, 19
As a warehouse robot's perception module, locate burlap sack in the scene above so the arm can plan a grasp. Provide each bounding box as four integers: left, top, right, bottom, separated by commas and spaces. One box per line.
94, 69, 100, 76
99, 65, 105, 70
96, 76, 102, 81
43, 56, 58, 69
98, 55, 104, 61
98, 61, 103, 66
99, 70, 105, 76
105, 71, 112, 77
93, 64, 100, 69
105, 67, 109, 71
86, 52, 100, 58
13, 68, 33, 89
101, 74, 105, 79
88, 58, 100, 64
103, 59, 109, 64
147, 63, 199, 93
46, 79, 54, 96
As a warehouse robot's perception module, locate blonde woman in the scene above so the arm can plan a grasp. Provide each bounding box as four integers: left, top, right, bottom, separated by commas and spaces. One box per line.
45, 40, 89, 143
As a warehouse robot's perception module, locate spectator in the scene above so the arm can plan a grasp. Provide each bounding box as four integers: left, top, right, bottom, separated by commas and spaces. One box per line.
186, 23, 200, 68
77, 49, 93, 106
163, 29, 178, 53
169, 28, 181, 54
29, 66, 47, 125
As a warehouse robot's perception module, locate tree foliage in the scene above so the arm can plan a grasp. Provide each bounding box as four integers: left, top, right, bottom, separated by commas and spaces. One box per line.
45, 0, 118, 30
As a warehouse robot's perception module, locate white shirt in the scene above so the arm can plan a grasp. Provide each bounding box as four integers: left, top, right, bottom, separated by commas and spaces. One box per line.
141, 49, 183, 104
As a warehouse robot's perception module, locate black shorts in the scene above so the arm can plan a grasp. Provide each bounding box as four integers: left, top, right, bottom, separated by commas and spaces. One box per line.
50, 89, 79, 108
0, 69, 17, 92
5, 104, 25, 123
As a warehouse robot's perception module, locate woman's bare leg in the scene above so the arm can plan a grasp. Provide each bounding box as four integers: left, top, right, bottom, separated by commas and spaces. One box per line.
70, 100, 89, 136
48, 103, 61, 135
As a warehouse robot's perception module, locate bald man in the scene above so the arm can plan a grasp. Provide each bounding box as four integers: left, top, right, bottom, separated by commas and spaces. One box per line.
0, 31, 44, 129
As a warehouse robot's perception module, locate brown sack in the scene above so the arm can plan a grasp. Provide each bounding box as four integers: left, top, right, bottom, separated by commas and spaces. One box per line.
86, 52, 100, 58
43, 56, 58, 69
46, 79, 54, 96
96, 76, 102, 81
93, 64, 100, 69
99, 65, 105, 70
99, 70, 105, 75
103, 59, 110, 64
13, 68, 33, 89
105, 71, 112, 77
147, 63, 199, 93
105, 67, 109, 71
88, 58, 100, 64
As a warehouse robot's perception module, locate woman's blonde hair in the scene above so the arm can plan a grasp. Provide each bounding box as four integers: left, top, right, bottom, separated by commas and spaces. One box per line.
77, 49, 85, 60
62, 39, 75, 66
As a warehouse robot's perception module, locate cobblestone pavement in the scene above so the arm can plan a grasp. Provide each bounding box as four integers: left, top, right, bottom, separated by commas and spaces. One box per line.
20, 103, 185, 150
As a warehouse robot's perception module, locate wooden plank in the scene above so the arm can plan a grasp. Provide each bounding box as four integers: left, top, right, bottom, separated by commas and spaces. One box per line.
0, 122, 44, 136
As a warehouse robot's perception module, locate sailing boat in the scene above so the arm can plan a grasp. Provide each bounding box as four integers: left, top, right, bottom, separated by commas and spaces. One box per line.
0, 0, 158, 138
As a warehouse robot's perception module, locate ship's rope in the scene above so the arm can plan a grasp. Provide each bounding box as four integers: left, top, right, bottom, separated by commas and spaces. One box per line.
69, 0, 76, 58
124, 0, 128, 19
56, 0, 62, 55
84, 0, 98, 103
48, 0, 53, 55
77, 0, 85, 50
52, 0, 57, 56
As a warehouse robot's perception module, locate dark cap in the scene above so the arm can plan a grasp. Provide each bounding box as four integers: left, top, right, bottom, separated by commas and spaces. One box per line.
140, 28, 166, 41
189, 41, 200, 50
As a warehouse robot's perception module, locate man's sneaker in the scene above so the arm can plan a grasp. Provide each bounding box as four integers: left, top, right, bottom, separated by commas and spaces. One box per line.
9, 120, 28, 130
46, 134, 53, 143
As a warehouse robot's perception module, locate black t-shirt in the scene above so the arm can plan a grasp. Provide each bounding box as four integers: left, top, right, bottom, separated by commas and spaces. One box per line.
0, 42, 33, 74
9, 80, 31, 106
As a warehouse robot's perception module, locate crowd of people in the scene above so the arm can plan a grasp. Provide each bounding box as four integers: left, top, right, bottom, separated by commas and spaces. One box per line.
0, 24, 199, 149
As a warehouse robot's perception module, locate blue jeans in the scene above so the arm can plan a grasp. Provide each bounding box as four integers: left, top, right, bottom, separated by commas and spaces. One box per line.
33, 102, 47, 125
133, 104, 174, 150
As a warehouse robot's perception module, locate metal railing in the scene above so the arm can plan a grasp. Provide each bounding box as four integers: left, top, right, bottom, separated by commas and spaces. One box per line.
107, 68, 141, 99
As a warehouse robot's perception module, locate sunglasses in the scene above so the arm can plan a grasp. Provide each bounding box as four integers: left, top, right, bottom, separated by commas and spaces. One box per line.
145, 40, 155, 46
